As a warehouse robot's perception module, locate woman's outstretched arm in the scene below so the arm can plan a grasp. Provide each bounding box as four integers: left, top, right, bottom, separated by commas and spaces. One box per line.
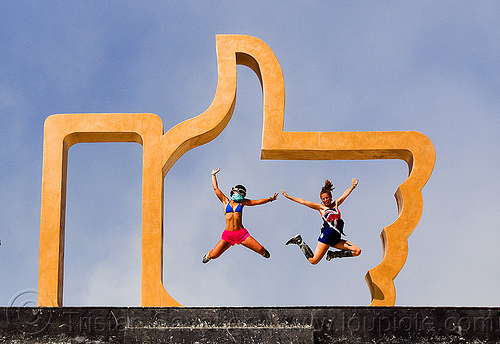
281, 190, 323, 211
242, 192, 278, 206
335, 178, 358, 206
211, 168, 226, 203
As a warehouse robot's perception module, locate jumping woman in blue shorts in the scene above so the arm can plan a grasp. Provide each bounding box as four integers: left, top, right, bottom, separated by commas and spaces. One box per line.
282, 179, 361, 264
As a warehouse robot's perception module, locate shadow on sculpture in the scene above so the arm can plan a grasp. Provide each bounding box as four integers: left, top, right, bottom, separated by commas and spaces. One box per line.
38, 34, 435, 307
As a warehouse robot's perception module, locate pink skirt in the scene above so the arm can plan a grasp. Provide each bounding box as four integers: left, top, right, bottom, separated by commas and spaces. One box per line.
221, 228, 250, 246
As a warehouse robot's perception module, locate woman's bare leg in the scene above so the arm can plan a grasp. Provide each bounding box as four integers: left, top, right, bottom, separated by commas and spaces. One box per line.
208, 239, 232, 259
333, 240, 361, 256
241, 236, 270, 258
308, 241, 330, 265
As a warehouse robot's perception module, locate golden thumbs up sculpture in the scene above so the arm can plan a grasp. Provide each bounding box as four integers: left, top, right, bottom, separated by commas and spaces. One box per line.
38, 35, 435, 307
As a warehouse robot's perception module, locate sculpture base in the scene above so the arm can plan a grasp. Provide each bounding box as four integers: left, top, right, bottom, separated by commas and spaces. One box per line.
1, 306, 499, 343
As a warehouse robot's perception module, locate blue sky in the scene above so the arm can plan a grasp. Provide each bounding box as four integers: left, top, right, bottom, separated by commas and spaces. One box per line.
1, 1, 499, 307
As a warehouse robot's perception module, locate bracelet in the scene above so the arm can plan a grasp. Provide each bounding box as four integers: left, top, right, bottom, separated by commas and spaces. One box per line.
352, 184, 357, 189
269, 197, 273, 202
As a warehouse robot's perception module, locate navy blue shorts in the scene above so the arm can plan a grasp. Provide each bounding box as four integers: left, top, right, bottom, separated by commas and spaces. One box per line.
318, 225, 342, 247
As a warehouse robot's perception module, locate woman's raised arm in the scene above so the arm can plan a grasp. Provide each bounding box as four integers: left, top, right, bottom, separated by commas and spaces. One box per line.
335, 178, 358, 206
211, 168, 226, 203
281, 190, 323, 211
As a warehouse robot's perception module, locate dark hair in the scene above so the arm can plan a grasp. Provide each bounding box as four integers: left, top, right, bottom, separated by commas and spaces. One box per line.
230, 184, 247, 198
320, 180, 335, 197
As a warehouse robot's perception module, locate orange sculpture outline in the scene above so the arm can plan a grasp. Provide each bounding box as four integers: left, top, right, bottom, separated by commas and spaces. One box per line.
38, 34, 435, 307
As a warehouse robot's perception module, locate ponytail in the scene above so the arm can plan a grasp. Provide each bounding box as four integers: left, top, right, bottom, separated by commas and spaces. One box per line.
320, 179, 335, 197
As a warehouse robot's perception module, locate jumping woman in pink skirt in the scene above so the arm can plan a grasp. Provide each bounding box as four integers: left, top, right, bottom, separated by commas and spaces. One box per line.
202, 168, 278, 263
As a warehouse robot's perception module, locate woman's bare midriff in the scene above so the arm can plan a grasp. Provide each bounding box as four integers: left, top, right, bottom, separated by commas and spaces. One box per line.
225, 212, 243, 231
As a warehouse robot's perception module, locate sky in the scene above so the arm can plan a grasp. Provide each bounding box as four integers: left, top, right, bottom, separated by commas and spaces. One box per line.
0, 1, 499, 308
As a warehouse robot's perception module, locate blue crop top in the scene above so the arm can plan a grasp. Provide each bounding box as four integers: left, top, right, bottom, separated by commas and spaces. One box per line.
225, 202, 243, 214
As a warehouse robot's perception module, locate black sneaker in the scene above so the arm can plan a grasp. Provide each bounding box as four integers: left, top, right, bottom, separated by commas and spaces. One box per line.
202, 254, 211, 264
285, 234, 303, 245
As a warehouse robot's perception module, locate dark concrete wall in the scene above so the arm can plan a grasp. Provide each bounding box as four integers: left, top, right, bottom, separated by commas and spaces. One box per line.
1, 306, 500, 343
